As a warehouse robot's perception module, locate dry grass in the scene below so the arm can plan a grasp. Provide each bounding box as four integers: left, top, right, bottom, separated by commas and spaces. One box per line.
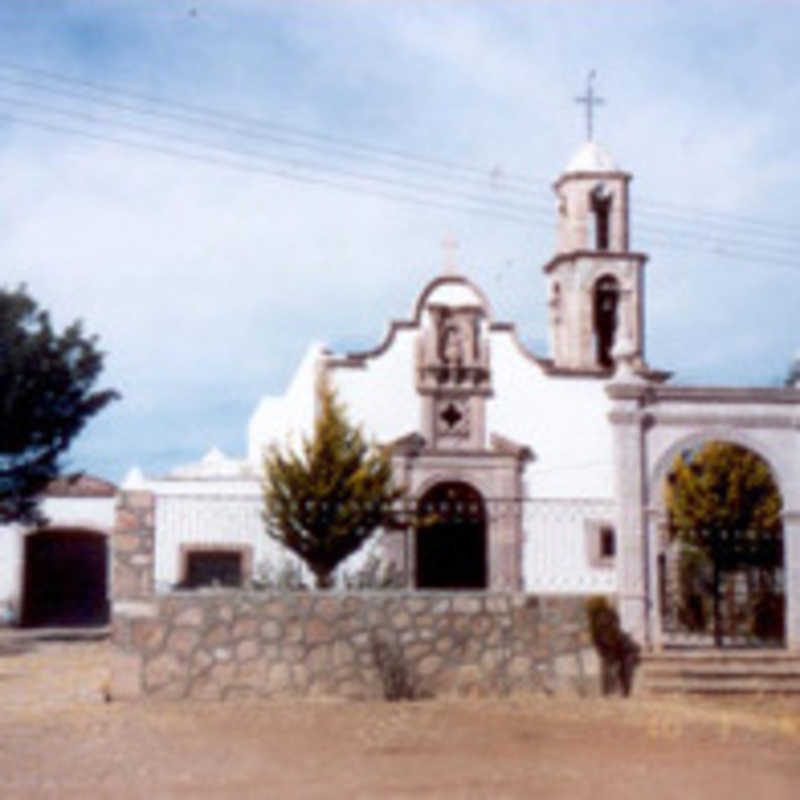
1, 637, 799, 799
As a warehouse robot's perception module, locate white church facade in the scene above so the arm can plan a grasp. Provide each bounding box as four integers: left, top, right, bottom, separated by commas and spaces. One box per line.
2, 140, 799, 651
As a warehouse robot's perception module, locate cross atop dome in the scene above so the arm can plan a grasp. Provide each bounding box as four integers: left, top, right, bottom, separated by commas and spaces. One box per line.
441, 235, 460, 275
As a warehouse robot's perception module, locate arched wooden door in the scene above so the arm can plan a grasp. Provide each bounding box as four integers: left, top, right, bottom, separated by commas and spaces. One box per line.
415, 482, 487, 589
21, 528, 109, 627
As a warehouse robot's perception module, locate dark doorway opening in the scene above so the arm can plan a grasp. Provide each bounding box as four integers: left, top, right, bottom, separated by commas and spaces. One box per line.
416, 482, 487, 589
21, 528, 109, 627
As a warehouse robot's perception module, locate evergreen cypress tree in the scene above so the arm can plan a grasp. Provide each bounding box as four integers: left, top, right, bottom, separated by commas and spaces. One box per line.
261, 383, 404, 588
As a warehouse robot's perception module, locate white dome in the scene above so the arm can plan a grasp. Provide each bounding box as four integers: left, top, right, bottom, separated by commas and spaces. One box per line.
413, 275, 492, 319
564, 141, 618, 173
424, 280, 484, 308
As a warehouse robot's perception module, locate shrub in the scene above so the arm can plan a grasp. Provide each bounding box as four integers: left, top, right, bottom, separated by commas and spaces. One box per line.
251, 560, 309, 591
585, 596, 640, 697
340, 553, 405, 590
751, 589, 784, 641
369, 633, 421, 701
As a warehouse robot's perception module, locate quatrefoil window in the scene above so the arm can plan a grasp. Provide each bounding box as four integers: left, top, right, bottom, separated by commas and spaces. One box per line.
440, 402, 463, 430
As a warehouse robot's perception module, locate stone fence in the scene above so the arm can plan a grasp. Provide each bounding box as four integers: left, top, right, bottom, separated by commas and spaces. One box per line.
110, 490, 600, 700
111, 591, 596, 700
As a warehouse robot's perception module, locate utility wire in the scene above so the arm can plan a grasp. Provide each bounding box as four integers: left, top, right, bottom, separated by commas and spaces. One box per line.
0, 72, 551, 204
0, 112, 537, 227
0, 63, 798, 269
0, 60, 796, 240
3, 102, 798, 272
0, 61, 543, 191
0, 93, 556, 224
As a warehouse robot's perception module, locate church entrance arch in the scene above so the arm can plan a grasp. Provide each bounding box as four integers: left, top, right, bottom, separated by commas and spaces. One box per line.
653, 440, 785, 648
415, 481, 487, 589
21, 528, 109, 628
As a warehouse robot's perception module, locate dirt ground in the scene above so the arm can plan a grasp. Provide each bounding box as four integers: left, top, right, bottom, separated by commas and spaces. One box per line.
1, 637, 799, 799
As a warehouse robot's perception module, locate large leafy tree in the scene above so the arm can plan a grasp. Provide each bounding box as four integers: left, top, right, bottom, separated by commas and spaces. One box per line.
665, 441, 783, 645
0, 286, 119, 525
261, 383, 404, 589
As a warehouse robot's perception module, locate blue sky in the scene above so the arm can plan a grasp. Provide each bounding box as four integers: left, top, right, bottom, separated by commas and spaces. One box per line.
1, 1, 798, 482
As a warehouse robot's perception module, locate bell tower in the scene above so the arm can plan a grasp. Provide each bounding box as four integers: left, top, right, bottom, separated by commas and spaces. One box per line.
544, 139, 647, 372
544, 75, 647, 372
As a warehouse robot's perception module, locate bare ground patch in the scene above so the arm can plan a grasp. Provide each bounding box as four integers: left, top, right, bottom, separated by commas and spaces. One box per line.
1, 638, 799, 799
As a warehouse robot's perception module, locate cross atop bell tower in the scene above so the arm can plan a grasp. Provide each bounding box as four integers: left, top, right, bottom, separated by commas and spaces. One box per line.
542, 82, 649, 373
574, 70, 604, 141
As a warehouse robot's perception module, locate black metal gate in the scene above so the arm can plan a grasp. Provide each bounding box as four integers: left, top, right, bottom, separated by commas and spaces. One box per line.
659, 529, 784, 647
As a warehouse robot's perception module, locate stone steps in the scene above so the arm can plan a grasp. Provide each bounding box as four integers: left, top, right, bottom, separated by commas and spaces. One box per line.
638, 650, 800, 695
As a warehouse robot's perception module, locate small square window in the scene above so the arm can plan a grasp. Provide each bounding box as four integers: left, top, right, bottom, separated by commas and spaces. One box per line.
185, 551, 243, 588
585, 519, 616, 568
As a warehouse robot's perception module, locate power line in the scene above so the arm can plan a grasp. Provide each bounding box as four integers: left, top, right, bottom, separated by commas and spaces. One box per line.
0, 112, 536, 227
4, 103, 799, 273
0, 62, 798, 270
0, 92, 557, 224
1, 59, 797, 239
0, 61, 545, 191
0, 72, 550, 203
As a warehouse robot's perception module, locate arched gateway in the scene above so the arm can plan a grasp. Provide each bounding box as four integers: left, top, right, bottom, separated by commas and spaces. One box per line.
415, 482, 487, 589
655, 441, 785, 647
607, 376, 800, 652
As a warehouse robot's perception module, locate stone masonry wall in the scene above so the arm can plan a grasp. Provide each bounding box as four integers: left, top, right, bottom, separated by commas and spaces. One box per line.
112, 491, 154, 600
111, 591, 595, 700
110, 490, 600, 700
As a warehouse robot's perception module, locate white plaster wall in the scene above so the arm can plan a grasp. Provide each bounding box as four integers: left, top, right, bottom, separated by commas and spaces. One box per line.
488, 332, 615, 499
330, 330, 420, 443
0, 495, 115, 623
151, 480, 381, 589
0, 523, 23, 622
247, 342, 324, 469
232, 275, 619, 594
329, 323, 615, 501
38, 496, 116, 532
644, 415, 800, 510
148, 479, 262, 588
522, 498, 617, 593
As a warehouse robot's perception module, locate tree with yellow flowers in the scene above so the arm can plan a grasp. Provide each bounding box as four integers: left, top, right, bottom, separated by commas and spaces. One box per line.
665, 442, 783, 645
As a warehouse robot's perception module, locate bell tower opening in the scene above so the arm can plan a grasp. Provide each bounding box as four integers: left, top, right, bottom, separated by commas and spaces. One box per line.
593, 275, 619, 368
590, 183, 612, 250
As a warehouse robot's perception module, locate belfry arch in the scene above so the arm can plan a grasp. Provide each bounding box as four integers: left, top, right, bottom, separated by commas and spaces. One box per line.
415, 481, 487, 589
593, 274, 619, 368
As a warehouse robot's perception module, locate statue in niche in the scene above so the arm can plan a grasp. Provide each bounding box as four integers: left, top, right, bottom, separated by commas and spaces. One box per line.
440, 323, 465, 366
